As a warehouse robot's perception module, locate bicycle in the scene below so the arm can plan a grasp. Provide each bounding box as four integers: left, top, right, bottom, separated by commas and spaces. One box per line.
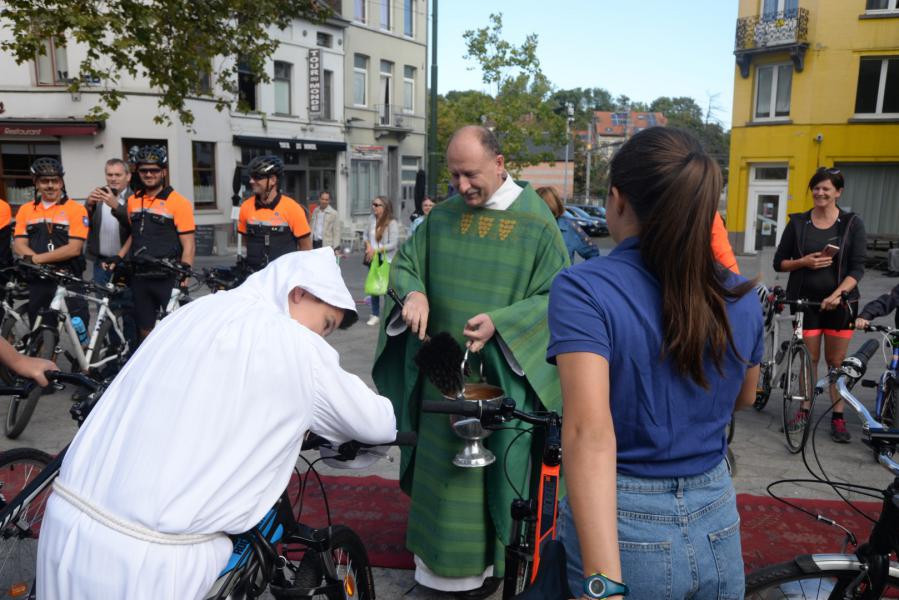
129, 248, 196, 323
754, 284, 784, 411
745, 338, 899, 598
421, 396, 570, 600
770, 289, 853, 453
0, 271, 32, 385
0, 371, 101, 599
859, 324, 899, 429
4, 262, 130, 438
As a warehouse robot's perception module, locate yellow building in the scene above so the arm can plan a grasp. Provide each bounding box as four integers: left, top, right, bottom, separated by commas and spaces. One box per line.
727, 0, 899, 255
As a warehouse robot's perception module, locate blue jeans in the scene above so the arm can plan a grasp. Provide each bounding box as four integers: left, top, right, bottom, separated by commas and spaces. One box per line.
557, 460, 743, 600
371, 294, 381, 317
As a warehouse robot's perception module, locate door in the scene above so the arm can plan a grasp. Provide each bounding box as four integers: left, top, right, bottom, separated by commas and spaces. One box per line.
745, 189, 786, 253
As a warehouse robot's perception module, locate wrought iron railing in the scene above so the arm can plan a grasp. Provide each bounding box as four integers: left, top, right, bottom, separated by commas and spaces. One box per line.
374, 104, 410, 129
735, 7, 809, 51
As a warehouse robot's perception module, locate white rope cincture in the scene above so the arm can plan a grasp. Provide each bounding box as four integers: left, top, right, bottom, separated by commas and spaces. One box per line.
52, 480, 223, 546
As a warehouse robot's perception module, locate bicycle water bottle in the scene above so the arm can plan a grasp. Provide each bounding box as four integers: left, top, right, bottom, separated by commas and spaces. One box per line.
71, 317, 88, 346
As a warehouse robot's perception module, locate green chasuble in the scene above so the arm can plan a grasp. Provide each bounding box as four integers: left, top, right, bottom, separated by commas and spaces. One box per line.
372, 183, 569, 578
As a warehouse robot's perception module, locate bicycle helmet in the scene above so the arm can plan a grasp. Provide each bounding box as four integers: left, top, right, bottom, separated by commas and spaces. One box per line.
30, 157, 65, 178
130, 145, 168, 167
247, 155, 284, 180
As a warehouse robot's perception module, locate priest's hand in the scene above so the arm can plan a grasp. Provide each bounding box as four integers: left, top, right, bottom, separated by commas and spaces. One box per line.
463, 314, 496, 353
403, 291, 430, 341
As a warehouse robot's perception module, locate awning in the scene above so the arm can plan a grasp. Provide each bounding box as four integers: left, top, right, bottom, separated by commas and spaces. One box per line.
0, 119, 103, 137
233, 135, 347, 153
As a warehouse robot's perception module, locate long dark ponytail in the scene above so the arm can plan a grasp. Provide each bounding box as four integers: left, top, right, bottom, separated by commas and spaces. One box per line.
610, 127, 755, 388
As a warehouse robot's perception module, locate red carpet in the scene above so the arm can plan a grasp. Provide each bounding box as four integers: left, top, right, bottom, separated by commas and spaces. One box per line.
287, 475, 882, 572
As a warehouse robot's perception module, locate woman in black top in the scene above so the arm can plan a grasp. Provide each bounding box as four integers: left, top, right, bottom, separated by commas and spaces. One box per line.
773, 167, 866, 443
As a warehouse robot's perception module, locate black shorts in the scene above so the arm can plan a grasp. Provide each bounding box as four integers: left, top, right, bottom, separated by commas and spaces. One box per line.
132, 275, 176, 331
27, 277, 89, 328
795, 300, 858, 333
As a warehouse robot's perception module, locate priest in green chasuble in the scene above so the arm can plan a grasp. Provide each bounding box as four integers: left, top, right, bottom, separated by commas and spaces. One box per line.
373, 125, 569, 597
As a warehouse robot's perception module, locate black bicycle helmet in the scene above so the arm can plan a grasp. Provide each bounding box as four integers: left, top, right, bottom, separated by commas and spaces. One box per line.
247, 155, 284, 179
30, 157, 65, 178
130, 145, 168, 167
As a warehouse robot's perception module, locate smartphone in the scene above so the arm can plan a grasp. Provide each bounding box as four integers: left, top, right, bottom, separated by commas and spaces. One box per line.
821, 244, 840, 258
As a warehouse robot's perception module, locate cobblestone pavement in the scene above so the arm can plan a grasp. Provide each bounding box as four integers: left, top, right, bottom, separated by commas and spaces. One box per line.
5, 240, 898, 599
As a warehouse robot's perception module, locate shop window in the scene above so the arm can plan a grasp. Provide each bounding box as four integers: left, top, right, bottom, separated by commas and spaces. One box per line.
192, 141, 217, 209
351, 159, 381, 215
0, 142, 61, 207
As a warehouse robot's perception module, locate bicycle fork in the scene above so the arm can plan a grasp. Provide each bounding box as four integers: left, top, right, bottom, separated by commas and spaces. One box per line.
503, 413, 562, 598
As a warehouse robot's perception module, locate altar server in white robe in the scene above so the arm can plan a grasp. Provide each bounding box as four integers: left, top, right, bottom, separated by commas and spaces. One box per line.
37, 247, 397, 600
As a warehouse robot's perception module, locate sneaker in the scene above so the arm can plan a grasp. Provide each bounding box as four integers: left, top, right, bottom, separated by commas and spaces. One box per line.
831, 418, 851, 443
366, 315, 380, 326
785, 411, 809, 433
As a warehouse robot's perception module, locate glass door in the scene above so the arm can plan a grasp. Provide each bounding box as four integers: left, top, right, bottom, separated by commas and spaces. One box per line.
753, 191, 783, 252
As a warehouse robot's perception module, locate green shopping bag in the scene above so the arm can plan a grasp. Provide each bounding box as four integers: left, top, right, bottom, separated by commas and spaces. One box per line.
364, 251, 390, 296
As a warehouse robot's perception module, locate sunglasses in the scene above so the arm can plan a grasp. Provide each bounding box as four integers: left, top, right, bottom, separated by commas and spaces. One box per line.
818, 167, 841, 175
249, 174, 271, 182
138, 168, 162, 175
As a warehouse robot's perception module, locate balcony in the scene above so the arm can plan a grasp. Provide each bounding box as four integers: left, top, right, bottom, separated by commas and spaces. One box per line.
373, 104, 413, 139
734, 7, 810, 78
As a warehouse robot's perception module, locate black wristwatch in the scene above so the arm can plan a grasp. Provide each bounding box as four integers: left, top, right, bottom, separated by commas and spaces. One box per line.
583, 573, 628, 599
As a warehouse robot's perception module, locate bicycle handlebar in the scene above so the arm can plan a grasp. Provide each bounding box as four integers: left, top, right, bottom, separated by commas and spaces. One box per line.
301, 431, 417, 461
132, 247, 197, 279
15, 260, 117, 297
421, 397, 558, 429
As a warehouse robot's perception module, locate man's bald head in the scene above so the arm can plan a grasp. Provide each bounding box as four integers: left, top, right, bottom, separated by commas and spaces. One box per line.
446, 125, 506, 208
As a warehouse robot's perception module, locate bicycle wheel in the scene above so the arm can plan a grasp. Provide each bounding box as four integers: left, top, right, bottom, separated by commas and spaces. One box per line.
5, 329, 57, 439
273, 525, 375, 600
755, 326, 777, 411
89, 315, 126, 379
0, 313, 29, 386
746, 556, 899, 598
782, 343, 815, 454
0, 447, 53, 599
878, 377, 897, 429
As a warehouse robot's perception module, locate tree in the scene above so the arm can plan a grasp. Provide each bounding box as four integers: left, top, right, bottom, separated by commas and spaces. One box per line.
550, 87, 615, 129
0, 0, 330, 125
649, 96, 730, 179
433, 13, 565, 190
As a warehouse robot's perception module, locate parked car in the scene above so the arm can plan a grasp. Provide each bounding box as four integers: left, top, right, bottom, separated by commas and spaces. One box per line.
566, 205, 609, 236
572, 204, 606, 220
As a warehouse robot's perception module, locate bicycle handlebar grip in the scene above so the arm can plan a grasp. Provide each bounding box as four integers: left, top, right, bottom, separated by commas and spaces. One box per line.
854, 339, 880, 367
392, 431, 417, 446
421, 399, 482, 417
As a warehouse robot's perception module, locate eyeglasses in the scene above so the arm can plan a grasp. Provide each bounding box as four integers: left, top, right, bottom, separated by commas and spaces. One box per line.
371, 203, 384, 208
138, 168, 162, 175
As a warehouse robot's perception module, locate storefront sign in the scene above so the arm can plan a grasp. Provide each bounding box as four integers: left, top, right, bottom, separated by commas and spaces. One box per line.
351, 145, 386, 159
308, 49, 322, 117
1, 122, 100, 137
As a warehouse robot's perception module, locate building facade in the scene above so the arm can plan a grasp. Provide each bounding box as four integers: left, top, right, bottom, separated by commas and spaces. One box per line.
0, 3, 426, 253
342, 0, 428, 231
727, 0, 899, 254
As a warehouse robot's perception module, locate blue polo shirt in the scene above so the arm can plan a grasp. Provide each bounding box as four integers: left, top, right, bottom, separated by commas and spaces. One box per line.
547, 236, 764, 478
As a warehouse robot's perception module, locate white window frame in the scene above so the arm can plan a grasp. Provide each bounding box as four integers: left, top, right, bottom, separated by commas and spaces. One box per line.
353, 54, 368, 107
403, 66, 415, 113
404, 0, 414, 37
753, 62, 792, 121
34, 37, 68, 86
380, 0, 391, 31
273, 61, 292, 115
760, 0, 798, 15
854, 57, 899, 117
865, 0, 899, 14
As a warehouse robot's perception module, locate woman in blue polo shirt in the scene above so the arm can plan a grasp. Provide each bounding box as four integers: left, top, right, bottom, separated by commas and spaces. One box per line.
547, 127, 763, 600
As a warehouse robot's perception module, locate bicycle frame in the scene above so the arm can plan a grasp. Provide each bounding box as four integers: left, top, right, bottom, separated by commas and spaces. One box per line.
873, 335, 899, 420
33, 284, 128, 372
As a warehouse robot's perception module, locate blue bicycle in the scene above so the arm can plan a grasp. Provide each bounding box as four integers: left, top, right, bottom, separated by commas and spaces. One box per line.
860, 323, 899, 429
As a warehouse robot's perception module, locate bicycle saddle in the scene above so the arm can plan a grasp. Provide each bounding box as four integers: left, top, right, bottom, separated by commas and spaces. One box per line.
511, 540, 574, 600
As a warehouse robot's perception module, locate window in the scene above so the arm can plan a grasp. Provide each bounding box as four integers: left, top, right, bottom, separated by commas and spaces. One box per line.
192, 142, 217, 209
401, 156, 420, 204
237, 58, 258, 111
353, 55, 368, 106
404, 0, 414, 36
0, 142, 61, 207
274, 61, 292, 115
866, 0, 899, 12
403, 66, 415, 113
322, 70, 333, 120
35, 37, 68, 86
351, 160, 381, 215
380, 0, 391, 30
761, 0, 798, 18
855, 57, 899, 115
754, 63, 792, 119
753, 166, 789, 181
379, 60, 393, 124
316, 32, 333, 48
195, 69, 212, 95
611, 113, 628, 126
355, 0, 365, 22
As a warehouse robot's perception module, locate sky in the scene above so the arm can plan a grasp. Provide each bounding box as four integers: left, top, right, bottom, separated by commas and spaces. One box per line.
432, 0, 740, 127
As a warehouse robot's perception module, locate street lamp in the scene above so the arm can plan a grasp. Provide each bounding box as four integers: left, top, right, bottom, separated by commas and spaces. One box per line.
562, 102, 574, 203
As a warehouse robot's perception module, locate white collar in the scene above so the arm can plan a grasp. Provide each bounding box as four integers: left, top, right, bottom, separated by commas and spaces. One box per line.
482, 174, 522, 211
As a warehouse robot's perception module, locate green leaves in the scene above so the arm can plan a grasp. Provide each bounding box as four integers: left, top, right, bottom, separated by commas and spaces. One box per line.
1, 0, 329, 125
